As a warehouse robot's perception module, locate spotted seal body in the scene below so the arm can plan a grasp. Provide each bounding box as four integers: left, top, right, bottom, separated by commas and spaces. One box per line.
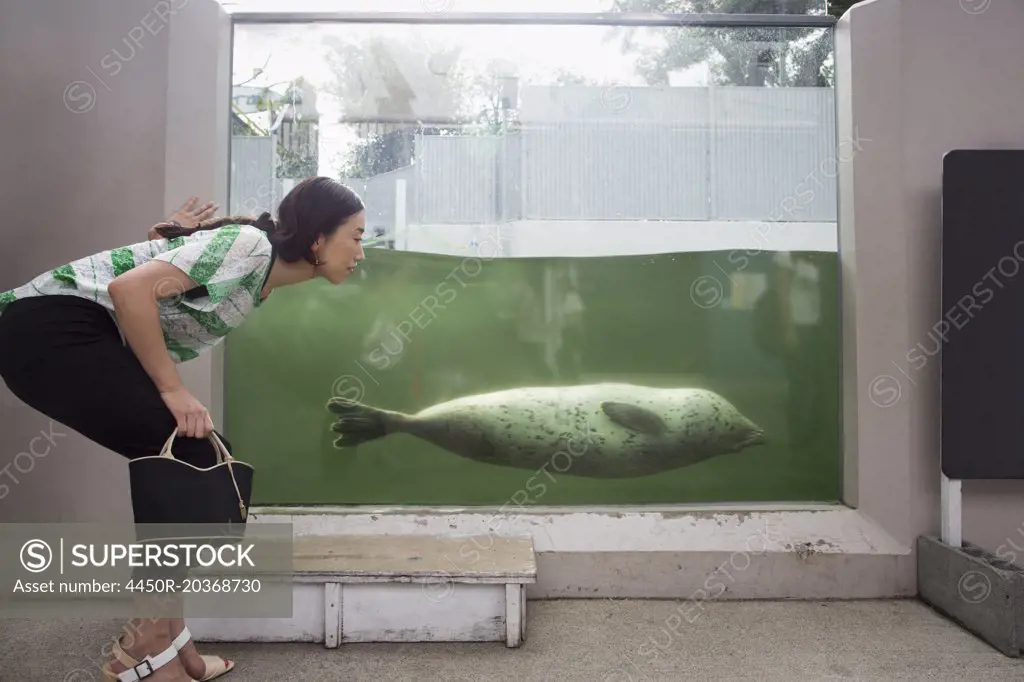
326, 383, 765, 479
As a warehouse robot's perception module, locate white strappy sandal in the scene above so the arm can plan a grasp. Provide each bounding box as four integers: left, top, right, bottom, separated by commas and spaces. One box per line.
177, 625, 235, 681
101, 626, 234, 681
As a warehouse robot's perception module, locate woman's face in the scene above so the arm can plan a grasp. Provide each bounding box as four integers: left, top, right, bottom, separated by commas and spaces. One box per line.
317, 210, 366, 284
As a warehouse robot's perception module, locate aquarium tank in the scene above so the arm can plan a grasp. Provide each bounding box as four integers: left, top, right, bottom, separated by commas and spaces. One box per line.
224, 11, 841, 506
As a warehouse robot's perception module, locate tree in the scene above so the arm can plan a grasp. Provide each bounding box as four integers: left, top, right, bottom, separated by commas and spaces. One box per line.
231, 71, 319, 178
321, 33, 469, 127
321, 32, 479, 177
320, 32, 600, 177
827, 1, 863, 16
609, 0, 864, 87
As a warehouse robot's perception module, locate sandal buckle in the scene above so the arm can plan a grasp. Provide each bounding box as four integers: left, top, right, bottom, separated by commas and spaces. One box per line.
133, 659, 155, 678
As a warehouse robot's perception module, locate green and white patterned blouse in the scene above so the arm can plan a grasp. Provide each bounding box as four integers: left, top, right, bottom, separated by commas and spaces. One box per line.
0, 224, 274, 363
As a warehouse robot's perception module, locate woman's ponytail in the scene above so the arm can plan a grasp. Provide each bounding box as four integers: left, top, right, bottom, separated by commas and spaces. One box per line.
254, 211, 277, 233
152, 212, 278, 239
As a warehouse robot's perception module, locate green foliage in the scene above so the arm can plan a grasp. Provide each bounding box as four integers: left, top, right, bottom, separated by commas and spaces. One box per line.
610, 0, 843, 87
338, 129, 417, 179
277, 144, 318, 179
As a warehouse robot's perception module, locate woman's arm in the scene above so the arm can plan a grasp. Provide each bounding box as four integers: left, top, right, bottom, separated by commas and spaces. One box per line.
108, 261, 214, 438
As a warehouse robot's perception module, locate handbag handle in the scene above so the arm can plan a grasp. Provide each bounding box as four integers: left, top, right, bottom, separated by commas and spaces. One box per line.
158, 430, 248, 520
160, 430, 233, 463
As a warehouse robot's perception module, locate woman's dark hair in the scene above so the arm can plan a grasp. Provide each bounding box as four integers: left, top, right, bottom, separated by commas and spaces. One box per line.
154, 176, 364, 265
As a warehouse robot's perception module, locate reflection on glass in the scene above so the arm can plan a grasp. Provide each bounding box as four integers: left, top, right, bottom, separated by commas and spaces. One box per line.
226, 17, 840, 505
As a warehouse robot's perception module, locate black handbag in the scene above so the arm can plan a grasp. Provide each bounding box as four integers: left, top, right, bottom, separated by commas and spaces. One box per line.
129, 430, 254, 535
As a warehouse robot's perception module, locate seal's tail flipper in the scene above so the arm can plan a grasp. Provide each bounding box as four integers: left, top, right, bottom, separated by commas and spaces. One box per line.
326, 397, 394, 448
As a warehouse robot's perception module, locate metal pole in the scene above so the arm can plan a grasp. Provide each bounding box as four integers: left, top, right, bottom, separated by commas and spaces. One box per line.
230, 12, 837, 29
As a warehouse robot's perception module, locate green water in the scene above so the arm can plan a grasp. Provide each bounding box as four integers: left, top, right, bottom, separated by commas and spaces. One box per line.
224, 247, 841, 505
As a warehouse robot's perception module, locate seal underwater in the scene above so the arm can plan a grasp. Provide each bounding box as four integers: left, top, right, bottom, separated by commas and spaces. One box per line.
326, 383, 765, 479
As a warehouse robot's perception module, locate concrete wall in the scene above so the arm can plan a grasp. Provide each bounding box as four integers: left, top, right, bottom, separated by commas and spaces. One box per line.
836, 0, 1024, 556
0, 0, 230, 522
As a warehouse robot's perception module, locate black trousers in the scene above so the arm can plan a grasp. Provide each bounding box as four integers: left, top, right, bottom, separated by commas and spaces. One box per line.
0, 295, 230, 472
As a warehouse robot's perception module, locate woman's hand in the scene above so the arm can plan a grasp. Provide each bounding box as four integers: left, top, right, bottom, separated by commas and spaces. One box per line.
148, 197, 219, 239
169, 196, 219, 228
160, 386, 215, 439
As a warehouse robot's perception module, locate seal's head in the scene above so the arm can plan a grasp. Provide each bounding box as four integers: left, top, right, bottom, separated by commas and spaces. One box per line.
725, 421, 766, 452
691, 391, 766, 455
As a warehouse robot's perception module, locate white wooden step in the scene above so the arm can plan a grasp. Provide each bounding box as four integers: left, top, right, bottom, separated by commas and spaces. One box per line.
185, 533, 536, 648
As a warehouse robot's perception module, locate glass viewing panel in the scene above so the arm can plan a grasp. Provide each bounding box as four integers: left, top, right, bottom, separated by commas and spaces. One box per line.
226, 14, 841, 506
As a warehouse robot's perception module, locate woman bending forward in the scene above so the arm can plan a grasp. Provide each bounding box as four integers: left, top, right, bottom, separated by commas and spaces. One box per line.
0, 177, 366, 681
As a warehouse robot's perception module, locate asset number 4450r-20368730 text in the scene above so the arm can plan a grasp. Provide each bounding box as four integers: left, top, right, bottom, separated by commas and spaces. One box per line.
124, 578, 262, 593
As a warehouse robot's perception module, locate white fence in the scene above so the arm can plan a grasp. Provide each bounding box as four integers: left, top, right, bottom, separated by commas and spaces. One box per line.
229, 136, 284, 217
230, 86, 839, 227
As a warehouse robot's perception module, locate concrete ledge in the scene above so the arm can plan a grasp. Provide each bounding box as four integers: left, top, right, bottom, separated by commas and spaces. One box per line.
533, 550, 912, 600
917, 535, 1024, 658
187, 532, 534, 647
246, 505, 915, 599
290, 533, 537, 584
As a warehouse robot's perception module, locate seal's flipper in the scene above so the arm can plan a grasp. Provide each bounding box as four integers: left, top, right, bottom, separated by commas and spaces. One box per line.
327, 398, 398, 448
600, 402, 667, 435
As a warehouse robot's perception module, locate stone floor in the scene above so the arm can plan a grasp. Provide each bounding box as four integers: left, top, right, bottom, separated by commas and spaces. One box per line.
2, 598, 1023, 681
